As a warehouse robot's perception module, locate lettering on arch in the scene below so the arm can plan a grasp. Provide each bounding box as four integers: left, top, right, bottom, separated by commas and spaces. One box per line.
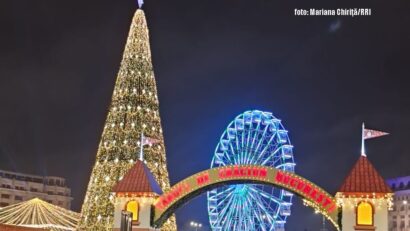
152, 165, 340, 231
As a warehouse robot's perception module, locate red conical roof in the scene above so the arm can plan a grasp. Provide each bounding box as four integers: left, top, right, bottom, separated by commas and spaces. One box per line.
112, 160, 163, 195
338, 155, 392, 195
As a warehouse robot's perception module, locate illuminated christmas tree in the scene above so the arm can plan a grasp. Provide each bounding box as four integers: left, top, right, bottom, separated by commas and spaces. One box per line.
78, 8, 177, 230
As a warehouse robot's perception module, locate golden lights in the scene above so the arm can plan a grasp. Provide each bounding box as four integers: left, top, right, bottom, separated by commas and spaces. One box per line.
78, 9, 176, 231
0, 198, 80, 231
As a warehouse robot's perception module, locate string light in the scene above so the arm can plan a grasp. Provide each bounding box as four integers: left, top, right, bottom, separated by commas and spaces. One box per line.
0, 198, 80, 231
302, 199, 340, 230
335, 192, 393, 211
78, 9, 176, 231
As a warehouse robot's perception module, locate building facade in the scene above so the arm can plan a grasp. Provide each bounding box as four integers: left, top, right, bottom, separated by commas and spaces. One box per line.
387, 176, 410, 231
0, 169, 72, 209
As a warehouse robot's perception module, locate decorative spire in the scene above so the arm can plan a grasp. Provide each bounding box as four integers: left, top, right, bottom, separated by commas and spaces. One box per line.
138, 0, 144, 8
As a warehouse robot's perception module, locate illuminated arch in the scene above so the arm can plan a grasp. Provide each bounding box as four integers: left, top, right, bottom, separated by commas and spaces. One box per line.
151, 165, 341, 230
125, 200, 139, 222
357, 201, 374, 226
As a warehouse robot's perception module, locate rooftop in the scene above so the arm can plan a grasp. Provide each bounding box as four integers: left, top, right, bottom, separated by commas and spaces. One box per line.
338, 155, 392, 195
0, 169, 67, 187
387, 175, 410, 192
112, 160, 162, 195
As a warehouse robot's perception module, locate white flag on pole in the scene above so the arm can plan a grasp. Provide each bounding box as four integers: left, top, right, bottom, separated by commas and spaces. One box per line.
142, 136, 161, 146
139, 133, 161, 161
363, 128, 389, 140
361, 123, 389, 156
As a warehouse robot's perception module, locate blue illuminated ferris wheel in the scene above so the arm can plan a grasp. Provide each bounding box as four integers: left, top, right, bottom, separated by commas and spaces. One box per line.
207, 110, 296, 231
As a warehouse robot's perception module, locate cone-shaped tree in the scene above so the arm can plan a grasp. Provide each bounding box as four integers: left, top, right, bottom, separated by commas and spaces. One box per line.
78, 9, 176, 230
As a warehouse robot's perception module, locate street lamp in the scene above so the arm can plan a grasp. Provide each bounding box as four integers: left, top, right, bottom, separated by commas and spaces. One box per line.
190, 221, 202, 231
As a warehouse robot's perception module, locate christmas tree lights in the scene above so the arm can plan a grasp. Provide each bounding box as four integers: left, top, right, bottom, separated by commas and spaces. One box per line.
0, 198, 80, 231
78, 9, 176, 230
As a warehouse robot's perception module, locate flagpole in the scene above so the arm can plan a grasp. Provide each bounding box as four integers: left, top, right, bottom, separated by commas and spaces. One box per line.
361, 123, 366, 157
140, 132, 144, 161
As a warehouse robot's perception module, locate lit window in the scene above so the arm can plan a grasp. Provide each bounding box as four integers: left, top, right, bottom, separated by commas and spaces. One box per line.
125, 201, 139, 221
357, 201, 373, 226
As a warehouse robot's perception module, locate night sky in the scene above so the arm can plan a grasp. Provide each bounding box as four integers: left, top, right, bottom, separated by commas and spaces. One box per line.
1, 0, 410, 230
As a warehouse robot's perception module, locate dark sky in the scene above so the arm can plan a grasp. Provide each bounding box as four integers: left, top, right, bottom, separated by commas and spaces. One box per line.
1, 0, 410, 230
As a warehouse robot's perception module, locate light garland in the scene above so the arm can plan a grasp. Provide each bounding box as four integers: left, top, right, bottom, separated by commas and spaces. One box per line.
302, 199, 340, 231
78, 9, 176, 231
335, 192, 394, 210
114, 194, 158, 208
0, 198, 80, 231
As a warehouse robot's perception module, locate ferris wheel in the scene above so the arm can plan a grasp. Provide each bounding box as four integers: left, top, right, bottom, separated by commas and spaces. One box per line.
207, 110, 296, 231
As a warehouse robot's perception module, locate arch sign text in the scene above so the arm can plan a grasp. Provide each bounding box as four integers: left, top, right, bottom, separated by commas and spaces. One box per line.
152, 165, 340, 230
